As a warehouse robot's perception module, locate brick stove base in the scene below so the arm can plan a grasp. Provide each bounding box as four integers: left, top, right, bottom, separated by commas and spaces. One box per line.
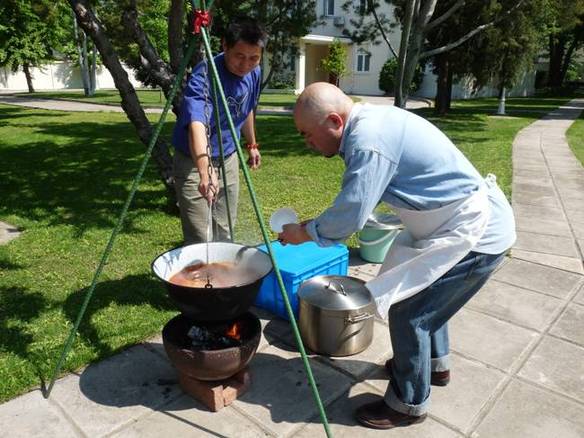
178, 367, 251, 412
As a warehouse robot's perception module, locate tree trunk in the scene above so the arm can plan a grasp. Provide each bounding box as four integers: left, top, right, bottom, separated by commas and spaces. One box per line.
90, 40, 97, 95
435, 54, 450, 115
395, 0, 416, 108
548, 34, 566, 89
73, 10, 91, 96
23, 63, 35, 93
496, 85, 506, 115
69, 0, 176, 202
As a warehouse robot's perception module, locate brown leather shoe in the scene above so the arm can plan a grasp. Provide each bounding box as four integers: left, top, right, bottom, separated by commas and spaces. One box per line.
355, 399, 427, 429
385, 359, 451, 386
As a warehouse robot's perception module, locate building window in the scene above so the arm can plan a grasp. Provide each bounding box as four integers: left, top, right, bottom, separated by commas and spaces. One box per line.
356, 49, 371, 72
324, 0, 334, 16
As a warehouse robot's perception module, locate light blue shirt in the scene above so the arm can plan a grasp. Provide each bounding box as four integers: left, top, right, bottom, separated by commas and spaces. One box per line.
306, 104, 515, 254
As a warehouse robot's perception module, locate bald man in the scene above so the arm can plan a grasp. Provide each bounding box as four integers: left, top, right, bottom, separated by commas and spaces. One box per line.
279, 83, 515, 430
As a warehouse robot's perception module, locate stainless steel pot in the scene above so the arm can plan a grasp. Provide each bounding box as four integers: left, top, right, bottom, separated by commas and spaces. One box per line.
297, 275, 375, 357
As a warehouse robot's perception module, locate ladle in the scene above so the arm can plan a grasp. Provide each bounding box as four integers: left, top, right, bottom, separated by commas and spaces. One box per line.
205, 202, 213, 288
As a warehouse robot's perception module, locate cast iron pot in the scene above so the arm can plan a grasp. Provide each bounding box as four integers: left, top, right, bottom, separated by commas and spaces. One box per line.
152, 242, 272, 321
298, 275, 375, 357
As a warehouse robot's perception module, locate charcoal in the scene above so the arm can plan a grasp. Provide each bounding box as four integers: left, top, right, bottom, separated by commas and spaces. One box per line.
187, 324, 242, 350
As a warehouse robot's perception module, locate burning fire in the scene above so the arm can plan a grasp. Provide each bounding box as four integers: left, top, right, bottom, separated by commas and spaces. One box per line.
225, 321, 242, 341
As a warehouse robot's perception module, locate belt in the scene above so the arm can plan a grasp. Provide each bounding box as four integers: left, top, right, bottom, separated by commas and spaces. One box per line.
211, 151, 235, 166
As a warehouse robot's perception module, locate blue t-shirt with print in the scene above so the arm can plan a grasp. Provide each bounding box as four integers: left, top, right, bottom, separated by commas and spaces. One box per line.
172, 53, 261, 158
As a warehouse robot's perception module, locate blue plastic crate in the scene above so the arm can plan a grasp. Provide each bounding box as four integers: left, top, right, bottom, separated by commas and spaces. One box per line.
255, 241, 349, 320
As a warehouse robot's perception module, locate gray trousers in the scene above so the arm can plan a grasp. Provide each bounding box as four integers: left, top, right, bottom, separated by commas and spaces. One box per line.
173, 150, 239, 244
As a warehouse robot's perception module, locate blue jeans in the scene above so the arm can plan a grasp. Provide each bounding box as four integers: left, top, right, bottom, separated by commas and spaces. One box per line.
384, 250, 506, 416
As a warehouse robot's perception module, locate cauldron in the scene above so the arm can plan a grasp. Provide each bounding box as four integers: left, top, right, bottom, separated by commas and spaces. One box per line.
152, 242, 272, 321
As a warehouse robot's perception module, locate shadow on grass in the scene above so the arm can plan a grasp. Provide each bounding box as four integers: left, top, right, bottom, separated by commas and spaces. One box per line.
62, 274, 175, 358
0, 115, 172, 236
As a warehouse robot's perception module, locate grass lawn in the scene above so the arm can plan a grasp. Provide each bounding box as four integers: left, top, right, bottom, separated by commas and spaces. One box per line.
567, 110, 584, 166
0, 95, 572, 402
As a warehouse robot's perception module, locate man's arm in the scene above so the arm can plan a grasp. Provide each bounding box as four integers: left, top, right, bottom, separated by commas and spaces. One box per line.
189, 121, 218, 203
242, 110, 261, 169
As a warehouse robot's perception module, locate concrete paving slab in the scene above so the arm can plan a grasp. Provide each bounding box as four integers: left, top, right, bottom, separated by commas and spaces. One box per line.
316, 320, 392, 379
518, 336, 584, 404
292, 382, 459, 438
449, 308, 538, 371
360, 353, 506, 434
512, 202, 562, 220
514, 230, 578, 256
574, 284, 584, 305
466, 279, 563, 331
347, 265, 375, 280
514, 215, 572, 236
511, 250, 584, 275
549, 303, 584, 347
473, 379, 584, 438
492, 258, 582, 299
513, 175, 553, 186
429, 355, 506, 434
512, 192, 560, 209
513, 183, 556, 196
0, 390, 80, 438
231, 342, 353, 437
109, 394, 271, 438
49, 345, 182, 438
0, 221, 20, 245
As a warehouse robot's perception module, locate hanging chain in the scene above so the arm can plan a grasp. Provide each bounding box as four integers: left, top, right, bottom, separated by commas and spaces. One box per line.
201, 46, 215, 288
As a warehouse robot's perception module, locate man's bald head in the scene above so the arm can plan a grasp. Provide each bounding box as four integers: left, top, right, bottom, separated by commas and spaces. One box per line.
293, 83, 354, 157
294, 82, 354, 124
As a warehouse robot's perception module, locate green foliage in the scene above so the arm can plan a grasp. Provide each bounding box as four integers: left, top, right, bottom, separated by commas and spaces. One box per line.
0, 1, 70, 71
320, 39, 348, 84
378, 57, 423, 94
211, 1, 318, 88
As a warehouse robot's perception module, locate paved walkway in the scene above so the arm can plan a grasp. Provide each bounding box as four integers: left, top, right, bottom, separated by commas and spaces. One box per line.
1, 101, 584, 438
0, 221, 20, 245
0, 93, 430, 114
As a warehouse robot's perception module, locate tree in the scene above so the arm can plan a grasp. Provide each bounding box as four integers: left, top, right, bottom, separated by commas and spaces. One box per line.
426, 0, 544, 115
393, 0, 528, 107
0, 1, 68, 92
68, 0, 319, 204
320, 39, 348, 87
545, 0, 584, 89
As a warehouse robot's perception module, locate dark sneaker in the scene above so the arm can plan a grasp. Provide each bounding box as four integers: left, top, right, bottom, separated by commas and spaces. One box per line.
385, 359, 451, 386
355, 399, 427, 430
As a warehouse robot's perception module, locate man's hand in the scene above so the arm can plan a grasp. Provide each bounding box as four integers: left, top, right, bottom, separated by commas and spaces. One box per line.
278, 223, 312, 245
198, 168, 219, 203
247, 148, 261, 170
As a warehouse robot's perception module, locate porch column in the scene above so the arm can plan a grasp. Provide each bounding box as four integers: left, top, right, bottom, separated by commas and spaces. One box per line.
295, 41, 306, 94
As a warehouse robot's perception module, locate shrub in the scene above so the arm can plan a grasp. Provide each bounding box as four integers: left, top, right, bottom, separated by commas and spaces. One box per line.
378, 58, 424, 95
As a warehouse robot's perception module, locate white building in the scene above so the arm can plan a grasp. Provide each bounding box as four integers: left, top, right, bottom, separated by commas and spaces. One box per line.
0, 61, 141, 92
288, 0, 536, 99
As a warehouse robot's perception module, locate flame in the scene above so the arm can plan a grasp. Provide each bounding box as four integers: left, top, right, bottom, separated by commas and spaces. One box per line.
225, 321, 242, 341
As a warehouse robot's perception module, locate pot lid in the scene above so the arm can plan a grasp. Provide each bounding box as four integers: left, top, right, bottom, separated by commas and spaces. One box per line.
297, 275, 372, 311
364, 213, 403, 230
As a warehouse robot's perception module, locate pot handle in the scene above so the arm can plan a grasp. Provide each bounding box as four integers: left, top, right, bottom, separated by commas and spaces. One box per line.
345, 312, 374, 324
325, 280, 347, 296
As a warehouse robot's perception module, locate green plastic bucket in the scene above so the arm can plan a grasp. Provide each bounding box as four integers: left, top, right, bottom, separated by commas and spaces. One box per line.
358, 214, 402, 263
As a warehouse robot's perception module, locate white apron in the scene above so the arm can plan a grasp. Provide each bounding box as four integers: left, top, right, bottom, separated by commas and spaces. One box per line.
365, 175, 498, 319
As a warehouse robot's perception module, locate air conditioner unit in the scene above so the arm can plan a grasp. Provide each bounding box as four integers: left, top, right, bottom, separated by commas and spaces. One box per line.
333, 16, 345, 26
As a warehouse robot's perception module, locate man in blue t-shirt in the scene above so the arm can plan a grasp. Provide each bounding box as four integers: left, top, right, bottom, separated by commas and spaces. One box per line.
172, 17, 266, 244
